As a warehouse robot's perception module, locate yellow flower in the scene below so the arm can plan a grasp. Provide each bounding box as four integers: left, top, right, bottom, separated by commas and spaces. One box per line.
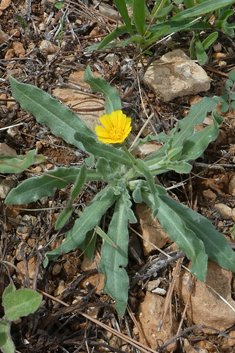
95, 110, 132, 144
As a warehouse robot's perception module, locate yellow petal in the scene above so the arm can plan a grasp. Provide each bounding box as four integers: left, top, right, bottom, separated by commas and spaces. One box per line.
95, 126, 111, 138
99, 114, 112, 130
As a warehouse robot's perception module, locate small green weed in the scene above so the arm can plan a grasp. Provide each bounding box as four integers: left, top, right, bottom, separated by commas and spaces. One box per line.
219, 71, 235, 113
0, 284, 42, 353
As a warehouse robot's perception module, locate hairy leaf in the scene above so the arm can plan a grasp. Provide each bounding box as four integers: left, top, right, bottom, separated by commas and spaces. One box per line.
0, 321, 15, 353
5, 167, 103, 205
3, 289, 42, 321
44, 187, 118, 267
0, 150, 44, 173
9, 76, 95, 151
161, 195, 235, 272
100, 190, 133, 316
142, 192, 208, 281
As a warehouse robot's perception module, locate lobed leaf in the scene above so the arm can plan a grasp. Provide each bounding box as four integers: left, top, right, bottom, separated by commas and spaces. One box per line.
74, 132, 133, 167
180, 110, 223, 161
5, 167, 103, 205
9, 76, 95, 151
0, 150, 44, 174
44, 186, 118, 267
161, 195, 235, 272
100, 190, 133, 316
142, 192, 208, 282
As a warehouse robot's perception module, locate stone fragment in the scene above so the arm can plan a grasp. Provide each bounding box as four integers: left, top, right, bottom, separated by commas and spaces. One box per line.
137, 292, 178, 350
39, 40, 58, 56
5, 48, 15, 59
98, 2, 119, 20
12, 41, 25, 57
175, 260, 235, 332
144, 49, 211, 102
17, 257, 38, 279
215, 203, 232, 220
52, 88, 104, 132
132, 142, 162, 159
0, 29, 8, 44
0, 143, 16, 156
228, 175, 235, 196
104, 54, 119, 66
0, 179, 15, 198
135, 202, 172, 255
0, 0, 11, 11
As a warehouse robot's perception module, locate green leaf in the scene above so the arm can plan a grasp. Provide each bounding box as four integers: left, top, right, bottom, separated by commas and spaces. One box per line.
180, 110, 223, 161
196, 34, 208, 65
0, 150, 44, 173
161, 195, 235, 273
74, 132, 133, 167
151, 0, 169, 19
202, 32, 218, 50
228, 71, 235, 81
3, 289, 42, 321
133, 0, 146, 36
5, 167, 103, 205
55, 207, 73, 230
142, 191, 208, 282
9, 76, 95, 151
79, 230, 97, 260
54, 1, 64, 9
146, 97, 219, 164
69, 164, 87, 203
114, 0, 134, 35
0, 321, 15, 353
232, 101, 235, 110
184, 0, 194, 8
83, 66, 121, 114
100, 190, 132, 316
2, 284, 16, 301
44, 186, 118, 267
172, 0, 235, 20
231, 92, 235, 100
95, 225, 118, 248
220, 102, 229, 113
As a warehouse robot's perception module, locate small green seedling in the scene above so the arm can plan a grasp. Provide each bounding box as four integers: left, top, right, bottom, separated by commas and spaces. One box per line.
219, 71, 235, 113
0, 284, 42, 353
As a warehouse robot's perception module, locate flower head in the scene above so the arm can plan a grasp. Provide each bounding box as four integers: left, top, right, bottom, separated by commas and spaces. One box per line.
95, 110, 132, 144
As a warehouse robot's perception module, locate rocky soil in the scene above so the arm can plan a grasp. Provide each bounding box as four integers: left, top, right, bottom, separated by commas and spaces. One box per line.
1, 1, 235, 352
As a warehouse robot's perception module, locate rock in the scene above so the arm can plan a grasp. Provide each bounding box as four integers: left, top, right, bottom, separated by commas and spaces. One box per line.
0, 143, 16, 156
137, 292, 178, 350
0, 0, 11, 11
135, 202, 172, 255
17, 257, 38, 279
175, 260, 235, 332
12, 41, 25, 57
52, 88, 104, 132
39, 40, 58, 56
132, 142, 162, 159
215, 203, 232, 220
144, 49, 211, 102
0, 179, 15, 198
104, 54, 119, 66
98, 2, 119, 21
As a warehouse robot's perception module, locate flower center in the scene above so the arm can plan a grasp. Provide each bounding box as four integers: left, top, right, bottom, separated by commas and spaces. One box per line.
109, 127, 124, 141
